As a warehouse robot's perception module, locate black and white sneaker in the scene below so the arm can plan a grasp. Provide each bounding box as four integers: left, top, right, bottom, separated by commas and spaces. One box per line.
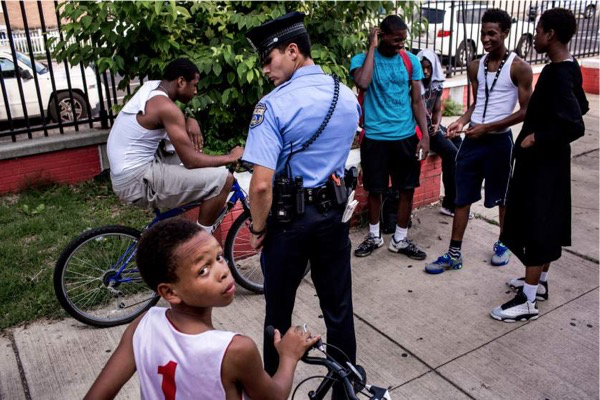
490, 290, 539, 322
354, 233, 384, 257
507, 277, 548, 301
388, 237, 427, 260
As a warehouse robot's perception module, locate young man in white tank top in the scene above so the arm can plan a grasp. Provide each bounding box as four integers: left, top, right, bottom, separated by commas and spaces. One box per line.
85, 219, 319, 399
106, 59, 244, 232
425, 9, 533, 275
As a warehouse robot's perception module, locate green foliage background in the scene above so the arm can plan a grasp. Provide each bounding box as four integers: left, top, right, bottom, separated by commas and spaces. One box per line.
52, 1, 417, 153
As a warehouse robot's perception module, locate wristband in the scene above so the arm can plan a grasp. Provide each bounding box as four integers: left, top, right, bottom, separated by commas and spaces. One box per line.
248, 222, 266, 236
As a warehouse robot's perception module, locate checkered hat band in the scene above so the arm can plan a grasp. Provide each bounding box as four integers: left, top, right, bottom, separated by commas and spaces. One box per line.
259, 23, 307, 49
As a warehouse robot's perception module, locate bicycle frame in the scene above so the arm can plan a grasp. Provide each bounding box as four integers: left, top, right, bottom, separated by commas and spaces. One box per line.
107, 179, 250, 286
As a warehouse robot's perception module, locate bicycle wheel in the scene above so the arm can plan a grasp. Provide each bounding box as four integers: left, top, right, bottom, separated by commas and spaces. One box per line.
225, 211, 264, 294
54, 225, 159, 327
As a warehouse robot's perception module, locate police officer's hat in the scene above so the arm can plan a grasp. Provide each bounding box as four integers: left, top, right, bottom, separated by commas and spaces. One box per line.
246, 11, 308, 62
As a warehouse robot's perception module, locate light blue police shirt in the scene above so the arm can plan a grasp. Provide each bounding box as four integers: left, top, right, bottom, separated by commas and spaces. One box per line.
350, 50, 423, 141
243, 65, 361, 188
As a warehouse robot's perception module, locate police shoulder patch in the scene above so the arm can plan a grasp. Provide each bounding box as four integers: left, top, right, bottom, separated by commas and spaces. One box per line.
250, 103, 267, 128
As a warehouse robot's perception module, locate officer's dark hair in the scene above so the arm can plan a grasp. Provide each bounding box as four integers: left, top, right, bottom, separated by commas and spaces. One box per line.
539, 8, 577, 44
380, 15, 408, 34
482, 9, 512, 32
162, 58, 200, 82
136, 218, 203, 291
274, 33, 312, 59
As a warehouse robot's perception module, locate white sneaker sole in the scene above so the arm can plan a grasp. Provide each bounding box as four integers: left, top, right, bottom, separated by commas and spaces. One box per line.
490, 312, 539, 323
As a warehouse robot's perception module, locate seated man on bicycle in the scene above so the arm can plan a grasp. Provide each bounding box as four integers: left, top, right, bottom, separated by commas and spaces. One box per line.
84, 219, 319, 399
107, 58, 243, 231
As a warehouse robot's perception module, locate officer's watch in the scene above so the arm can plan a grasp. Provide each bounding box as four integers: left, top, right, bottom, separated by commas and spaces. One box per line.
248, 222, 266, 236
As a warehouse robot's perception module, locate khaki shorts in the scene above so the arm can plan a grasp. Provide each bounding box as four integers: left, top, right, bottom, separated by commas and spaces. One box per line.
112, 149, 229, 210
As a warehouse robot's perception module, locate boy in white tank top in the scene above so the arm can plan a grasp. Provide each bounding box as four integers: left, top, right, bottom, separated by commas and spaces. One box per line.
425, 9, 533, 275
84, 219, 319, 399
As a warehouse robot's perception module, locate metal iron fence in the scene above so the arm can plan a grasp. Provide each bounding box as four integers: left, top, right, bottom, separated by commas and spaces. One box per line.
0, 0, 598, 142
406, 0, 599, 77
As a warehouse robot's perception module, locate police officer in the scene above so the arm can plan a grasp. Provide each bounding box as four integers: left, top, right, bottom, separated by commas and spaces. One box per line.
243, 12, 361, 398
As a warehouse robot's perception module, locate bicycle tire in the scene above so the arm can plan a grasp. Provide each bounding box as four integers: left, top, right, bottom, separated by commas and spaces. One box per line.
225, 211, 265, 294
54, 225, 159, 327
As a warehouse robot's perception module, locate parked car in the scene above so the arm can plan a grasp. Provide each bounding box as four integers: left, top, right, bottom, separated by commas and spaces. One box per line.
0, 47, 102, 123
410, 2, 536, 66
529, 1, 598, 21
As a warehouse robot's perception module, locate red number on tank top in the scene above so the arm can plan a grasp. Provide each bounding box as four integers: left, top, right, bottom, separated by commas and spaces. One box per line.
157, 361, 177, 400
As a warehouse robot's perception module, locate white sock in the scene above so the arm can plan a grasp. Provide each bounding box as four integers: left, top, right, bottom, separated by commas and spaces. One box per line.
369, 223, 380, 237
540, 272, 548, 282
393, 225, 408, 242
197, 222, 213, 234
523, 283, 538, 303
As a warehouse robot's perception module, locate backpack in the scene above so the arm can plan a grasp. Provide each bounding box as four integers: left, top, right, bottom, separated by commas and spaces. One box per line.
357, 49, 414, 144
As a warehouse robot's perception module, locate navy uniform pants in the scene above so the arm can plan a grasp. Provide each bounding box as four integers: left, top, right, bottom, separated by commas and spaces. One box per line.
262, 204, 356, 396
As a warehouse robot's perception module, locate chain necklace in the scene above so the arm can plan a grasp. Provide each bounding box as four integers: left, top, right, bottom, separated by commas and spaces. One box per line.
482, 51, 510, 123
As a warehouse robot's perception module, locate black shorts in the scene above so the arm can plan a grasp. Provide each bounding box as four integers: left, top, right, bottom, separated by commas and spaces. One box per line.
455, 130, 513, 208
360, 135, 421, 193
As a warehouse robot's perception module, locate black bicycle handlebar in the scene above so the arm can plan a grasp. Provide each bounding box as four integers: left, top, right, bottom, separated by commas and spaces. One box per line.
264, 325, 389, 400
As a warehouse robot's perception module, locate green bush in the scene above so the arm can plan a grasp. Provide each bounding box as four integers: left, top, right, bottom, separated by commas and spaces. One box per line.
442, 98, 464, 116
52, 1, 419, 154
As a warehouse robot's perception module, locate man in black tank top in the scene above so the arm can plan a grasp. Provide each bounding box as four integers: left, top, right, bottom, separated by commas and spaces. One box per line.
425, 9, 533, 275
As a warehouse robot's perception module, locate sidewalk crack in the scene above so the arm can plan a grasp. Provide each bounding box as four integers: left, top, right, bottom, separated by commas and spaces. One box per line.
8, 330, 32, 400
352, 313, 476, 399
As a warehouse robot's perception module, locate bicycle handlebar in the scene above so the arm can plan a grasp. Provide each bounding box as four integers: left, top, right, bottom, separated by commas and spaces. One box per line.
228, 160, 254, 174
265, 326, 391, 400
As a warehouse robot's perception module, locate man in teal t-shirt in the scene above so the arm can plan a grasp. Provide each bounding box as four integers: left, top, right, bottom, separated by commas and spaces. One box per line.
350, 15, 430, 259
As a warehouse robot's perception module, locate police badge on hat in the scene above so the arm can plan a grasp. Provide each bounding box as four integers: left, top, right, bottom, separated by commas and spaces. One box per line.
245, 12, 309, 63
250, 103, 267, 128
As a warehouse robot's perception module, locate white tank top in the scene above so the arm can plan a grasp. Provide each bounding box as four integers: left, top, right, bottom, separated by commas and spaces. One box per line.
107, 81, 169, 176
471, 52, 518, 127
133, 307, 238, 400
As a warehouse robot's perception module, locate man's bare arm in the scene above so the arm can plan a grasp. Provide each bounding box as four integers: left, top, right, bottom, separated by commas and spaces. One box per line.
351, 28, 379, 90
411, 80, 430, 157
248, 165, 274, 249
154, 98, 242, 168
448, 59, 479, 135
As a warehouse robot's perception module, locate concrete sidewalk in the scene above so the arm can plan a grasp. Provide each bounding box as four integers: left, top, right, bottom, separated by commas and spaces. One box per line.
1, 96, 598, 399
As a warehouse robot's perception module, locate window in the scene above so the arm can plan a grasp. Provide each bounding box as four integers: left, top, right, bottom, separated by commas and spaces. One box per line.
418, 8, 446, 24
457, 8, 487, 24
15, 51, 47, 74
0, 58, 16, 78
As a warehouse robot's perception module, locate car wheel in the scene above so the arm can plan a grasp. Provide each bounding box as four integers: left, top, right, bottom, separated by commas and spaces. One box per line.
49, 92, 88, 123
456, 41, 475, 67
516, 34, 532, 59
584, 4, 596, 19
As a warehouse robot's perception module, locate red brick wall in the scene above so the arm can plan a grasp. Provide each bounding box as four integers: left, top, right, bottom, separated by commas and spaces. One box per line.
0, 146, 100, 193
582, 66, 599, 94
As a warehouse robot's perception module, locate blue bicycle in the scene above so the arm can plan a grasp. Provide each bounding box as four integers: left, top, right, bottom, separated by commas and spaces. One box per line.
53, 164, 263, 327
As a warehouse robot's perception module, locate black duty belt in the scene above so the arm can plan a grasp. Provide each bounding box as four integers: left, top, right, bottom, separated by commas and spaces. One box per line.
304, 185, 330, 204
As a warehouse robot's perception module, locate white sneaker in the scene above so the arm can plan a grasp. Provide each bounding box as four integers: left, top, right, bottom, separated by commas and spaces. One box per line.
490, 290, 539, 322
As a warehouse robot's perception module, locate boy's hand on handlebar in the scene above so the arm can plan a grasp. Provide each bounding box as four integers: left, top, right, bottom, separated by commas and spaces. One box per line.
274, 326, 321, 362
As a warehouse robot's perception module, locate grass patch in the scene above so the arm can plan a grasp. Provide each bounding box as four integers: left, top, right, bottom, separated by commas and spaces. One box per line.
0, 175, 152, 330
